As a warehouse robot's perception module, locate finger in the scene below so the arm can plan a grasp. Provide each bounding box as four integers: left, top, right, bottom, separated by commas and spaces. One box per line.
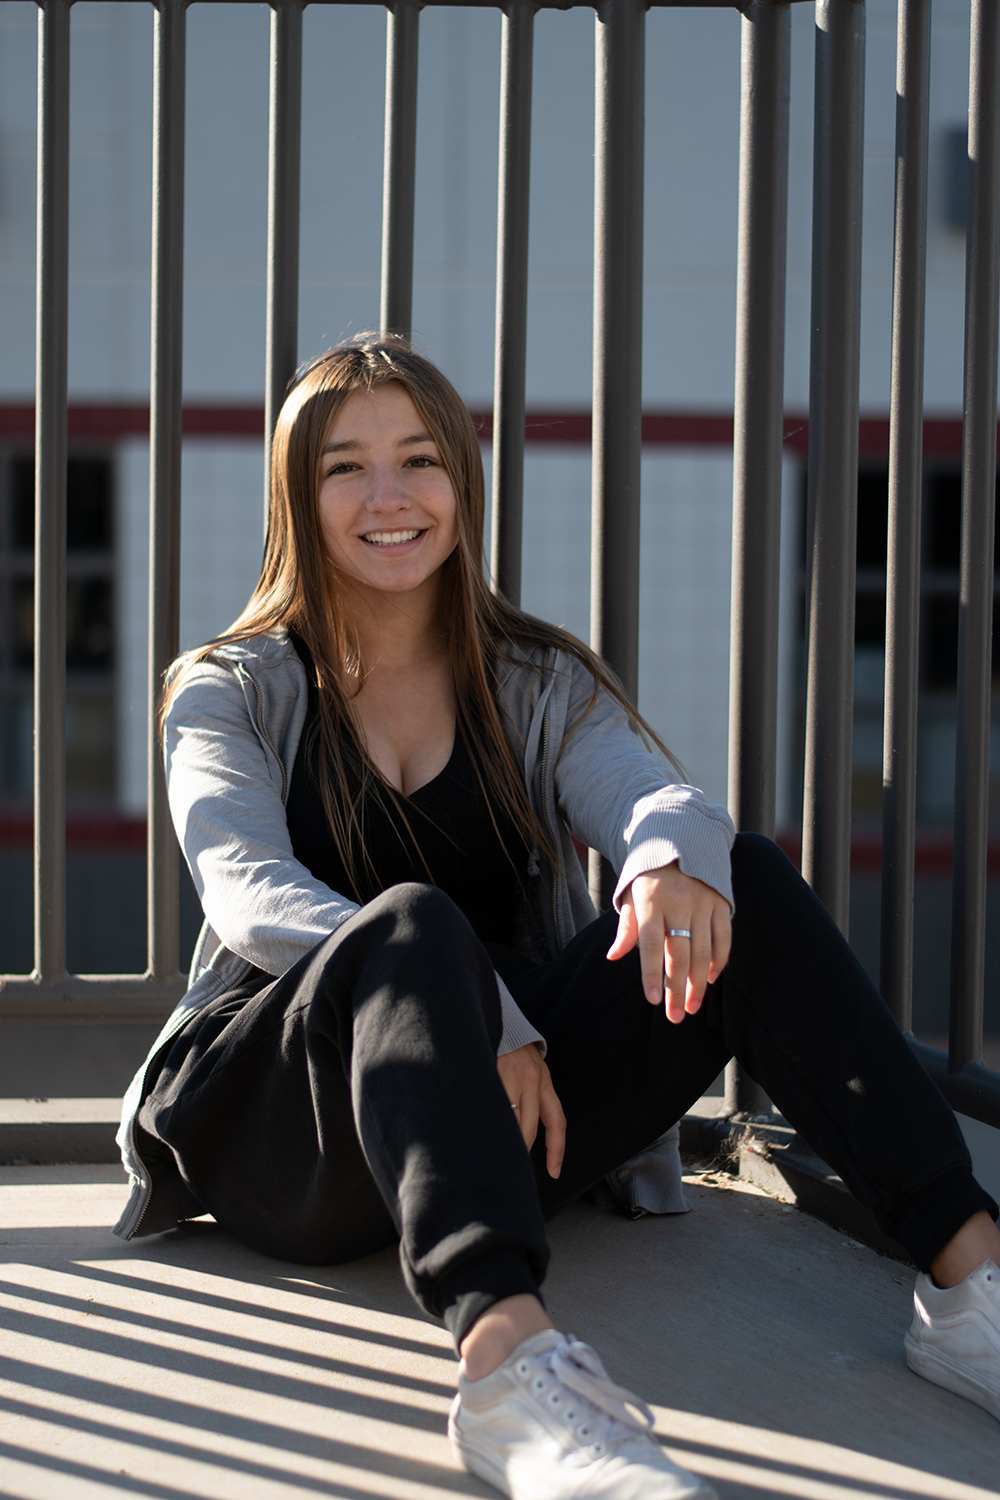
633, 886, 668, 1004
638, 922, 669, 1007
707, 903, 733, 986
538, 1072, 566, 1179
684, 920, 713, 1014
516, 1081, 540, 1153
606, 898, 637, 961
662, 932, 690, 1024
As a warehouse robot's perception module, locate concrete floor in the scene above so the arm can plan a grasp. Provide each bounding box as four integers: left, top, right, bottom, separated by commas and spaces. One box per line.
0, 1162, 998, 1500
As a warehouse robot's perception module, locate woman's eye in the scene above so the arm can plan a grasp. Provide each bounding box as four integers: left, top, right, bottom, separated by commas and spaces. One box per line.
326, 461, 357, 476
406, 454, 436, 468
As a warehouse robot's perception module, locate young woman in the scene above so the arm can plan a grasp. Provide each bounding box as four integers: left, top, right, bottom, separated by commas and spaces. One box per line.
115, 335, 1000, 1500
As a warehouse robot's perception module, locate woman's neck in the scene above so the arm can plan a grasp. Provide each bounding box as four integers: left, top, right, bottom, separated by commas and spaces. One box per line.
341, 574, 448, 678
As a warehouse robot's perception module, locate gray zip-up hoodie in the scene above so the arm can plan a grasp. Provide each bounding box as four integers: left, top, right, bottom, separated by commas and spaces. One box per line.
113, 631, 735, 1239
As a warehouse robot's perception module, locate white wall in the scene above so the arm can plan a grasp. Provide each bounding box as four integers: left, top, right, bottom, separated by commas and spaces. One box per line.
1, 0, 982, 411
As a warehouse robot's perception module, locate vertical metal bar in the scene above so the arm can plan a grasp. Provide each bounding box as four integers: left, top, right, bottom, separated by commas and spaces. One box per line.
950, 0, 1000, 1070
491, 0, 534, 607
591, 0, 643, 697
725, 0, 790, 1119
147, 0, 185, 983
590, 0, 644, 912
380, 0, 419, 338
801, 0, 866, 936
263, 0, 303, 534
34, 0, 70, 982
728, 0, 790, 841
880, 0, 930, 1032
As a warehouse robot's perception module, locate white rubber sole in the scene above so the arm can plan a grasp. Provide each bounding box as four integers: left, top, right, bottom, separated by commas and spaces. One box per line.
904, 1333, 1000, 1422
448, 1403, 718, 1500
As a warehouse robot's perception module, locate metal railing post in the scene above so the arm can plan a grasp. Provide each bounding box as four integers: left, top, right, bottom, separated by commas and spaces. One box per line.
801, 0, 866, 937
590, 0, 644, 911
725, 0, 790, 1118
880, 0, 930, 1032
950, 0, 1000, 1070
381, 0, 419, 338
263, 0, 303, 532
147, 0, 186, 985
728, 0, 790, 845
33, 0, 71, 984
490, 0, 534, 607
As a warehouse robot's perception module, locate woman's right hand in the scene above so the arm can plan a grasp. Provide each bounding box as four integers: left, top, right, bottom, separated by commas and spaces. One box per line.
497, 1044, 565, 1180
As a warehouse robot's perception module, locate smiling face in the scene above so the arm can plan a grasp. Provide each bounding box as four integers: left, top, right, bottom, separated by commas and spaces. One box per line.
317, 383, 460, 607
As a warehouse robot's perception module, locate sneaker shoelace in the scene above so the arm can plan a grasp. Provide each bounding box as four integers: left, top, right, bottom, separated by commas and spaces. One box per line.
516, 1337, 655, 1456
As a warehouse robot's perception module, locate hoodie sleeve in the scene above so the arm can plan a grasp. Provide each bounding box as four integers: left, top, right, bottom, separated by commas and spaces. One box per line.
550, 658, 736, 911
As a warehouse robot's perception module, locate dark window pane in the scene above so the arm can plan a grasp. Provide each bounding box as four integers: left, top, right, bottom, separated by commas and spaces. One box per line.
856, 469, 889, 569
0, 687, 32, 799
12, 576, 33, 668
855, 591, 886, 646
925, 597, 959, 689
7, 454, 113, 551
945, 125, 969, 230
67, 458, 113, 551
926, 470, 961, 570
11, 456, 33, 550
9, 576, 115, 670
66, 577, 114, 669
66, 689, 115, 796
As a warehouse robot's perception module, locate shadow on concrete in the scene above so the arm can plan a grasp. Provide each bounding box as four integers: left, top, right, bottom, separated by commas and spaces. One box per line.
0, 1163, 997, 1499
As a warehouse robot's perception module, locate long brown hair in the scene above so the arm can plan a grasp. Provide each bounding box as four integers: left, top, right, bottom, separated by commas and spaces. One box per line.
162, 333, 680, 892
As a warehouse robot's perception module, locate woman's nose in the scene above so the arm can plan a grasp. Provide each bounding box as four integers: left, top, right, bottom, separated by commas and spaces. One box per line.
366, 466, 410, 510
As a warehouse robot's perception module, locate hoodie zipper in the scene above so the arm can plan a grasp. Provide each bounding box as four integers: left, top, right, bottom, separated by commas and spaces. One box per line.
538, 702, 562, 952
242, 665, 289, 803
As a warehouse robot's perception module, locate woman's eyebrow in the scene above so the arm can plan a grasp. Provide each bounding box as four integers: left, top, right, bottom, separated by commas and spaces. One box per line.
320, 431, 434, 456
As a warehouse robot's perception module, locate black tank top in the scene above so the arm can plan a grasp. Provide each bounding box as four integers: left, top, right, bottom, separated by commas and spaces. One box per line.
284, 637, 530, 948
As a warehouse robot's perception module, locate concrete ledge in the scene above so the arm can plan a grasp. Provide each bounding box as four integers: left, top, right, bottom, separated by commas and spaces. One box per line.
0, 1098, 121, 1164
0, 1095, 929, 1267
680, 1109, 913, 1264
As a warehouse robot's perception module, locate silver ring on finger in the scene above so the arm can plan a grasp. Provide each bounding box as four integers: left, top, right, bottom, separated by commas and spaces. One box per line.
511, 1103, 520, 1110
667, 928, 693, 940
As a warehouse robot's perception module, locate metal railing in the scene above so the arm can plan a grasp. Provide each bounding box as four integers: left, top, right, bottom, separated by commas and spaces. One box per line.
2, 0, 1000, 1133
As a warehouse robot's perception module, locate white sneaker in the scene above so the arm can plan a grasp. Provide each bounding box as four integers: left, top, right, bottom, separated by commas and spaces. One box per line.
904, 1260, 1000, 1421
448, 1330, 717, 1500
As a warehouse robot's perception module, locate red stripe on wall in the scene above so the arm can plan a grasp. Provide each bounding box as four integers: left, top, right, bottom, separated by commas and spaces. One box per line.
773, 831, 979, 876
0, 816, 147, 852
0, 405, 265, 441
0, 404, 977, 454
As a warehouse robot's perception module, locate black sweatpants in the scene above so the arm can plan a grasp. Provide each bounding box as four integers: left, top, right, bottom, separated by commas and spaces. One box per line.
138, 834, 997, 1346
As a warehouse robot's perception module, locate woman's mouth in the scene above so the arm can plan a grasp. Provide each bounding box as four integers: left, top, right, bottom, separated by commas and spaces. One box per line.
361, 529, 423, 547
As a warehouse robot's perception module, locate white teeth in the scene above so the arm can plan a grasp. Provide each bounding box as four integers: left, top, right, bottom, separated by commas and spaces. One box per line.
362, 530, 421, 546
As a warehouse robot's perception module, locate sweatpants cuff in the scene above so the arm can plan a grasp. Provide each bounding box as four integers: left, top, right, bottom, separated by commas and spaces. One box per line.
438, 1247, 544, 1350
885, 1164, 999, 1271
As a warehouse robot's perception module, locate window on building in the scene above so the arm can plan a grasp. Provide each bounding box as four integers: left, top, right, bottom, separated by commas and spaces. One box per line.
944, 126, 969, 232
797, 462, 1000, 830
0, 451, 116, 807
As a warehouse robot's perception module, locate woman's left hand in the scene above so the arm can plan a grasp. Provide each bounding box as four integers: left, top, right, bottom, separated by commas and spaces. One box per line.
606, 862, 731, 1024
496, 1044, 566, 1180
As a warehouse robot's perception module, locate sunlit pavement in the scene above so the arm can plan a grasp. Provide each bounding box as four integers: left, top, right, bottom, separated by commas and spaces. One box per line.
0, 1160, 997, 1499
